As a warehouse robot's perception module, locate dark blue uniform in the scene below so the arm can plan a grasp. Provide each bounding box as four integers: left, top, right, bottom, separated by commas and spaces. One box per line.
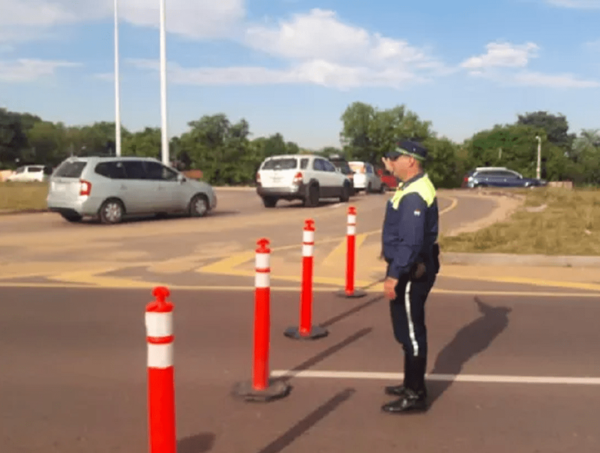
382, 172, 439, 358
380, 141, 440, 413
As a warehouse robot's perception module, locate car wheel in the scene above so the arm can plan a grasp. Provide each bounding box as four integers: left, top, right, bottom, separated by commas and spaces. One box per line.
340, 183, 350, 203
262, 196, 277, 208
189, 194, 209, 217
305, 184, 319, 207
99, 199, 124, 224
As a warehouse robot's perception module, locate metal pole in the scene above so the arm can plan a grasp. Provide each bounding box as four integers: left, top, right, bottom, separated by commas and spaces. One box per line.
114, 0, 121, 156
159, 0, 169, 166
536, 136, 541, 180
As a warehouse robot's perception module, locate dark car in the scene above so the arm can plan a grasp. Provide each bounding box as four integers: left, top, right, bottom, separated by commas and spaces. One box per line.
462, 167, 547, 188
327, 154, 356, 193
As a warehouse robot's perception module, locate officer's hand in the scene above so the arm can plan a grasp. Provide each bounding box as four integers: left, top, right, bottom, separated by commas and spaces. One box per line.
384, 277, 398, 300
381, 157, 394, 173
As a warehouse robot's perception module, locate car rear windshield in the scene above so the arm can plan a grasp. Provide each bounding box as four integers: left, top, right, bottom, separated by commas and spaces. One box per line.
262, 158, 297, 170
54, 161, 87, 178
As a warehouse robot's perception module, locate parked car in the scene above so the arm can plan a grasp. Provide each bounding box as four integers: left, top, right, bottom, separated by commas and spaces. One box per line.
7, 165, 52, 182
462, 167, 547, 188
376, 168, 399, 190
46, 156, 217, 224
256, 154, 353, 207
348, 161, 385, 193
327, 154, 356, 193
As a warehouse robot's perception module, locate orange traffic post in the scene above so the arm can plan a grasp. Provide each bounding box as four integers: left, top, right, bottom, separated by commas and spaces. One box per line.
284, 219, 328, 340
337, 206, 367, 298
145, 286, 176, 453
232, 238, 291, 402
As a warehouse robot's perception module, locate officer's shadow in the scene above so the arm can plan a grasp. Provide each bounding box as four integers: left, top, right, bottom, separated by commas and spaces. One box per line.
427, 296, 512, 407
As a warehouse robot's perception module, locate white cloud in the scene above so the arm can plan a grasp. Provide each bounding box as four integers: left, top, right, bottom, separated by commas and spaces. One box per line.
460, 41, 599, 89
545, 0, 600, 8
0, 0, 245, 44
0, 58, 80, 82
128, 8, 446, 89
461, 42, 539, 72
513, 71, 600, 88
128, 57, 425, 89
244, 9, 444, 71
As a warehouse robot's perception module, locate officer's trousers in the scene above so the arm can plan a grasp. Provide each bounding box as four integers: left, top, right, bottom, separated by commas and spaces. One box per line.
389, 269, 436, 359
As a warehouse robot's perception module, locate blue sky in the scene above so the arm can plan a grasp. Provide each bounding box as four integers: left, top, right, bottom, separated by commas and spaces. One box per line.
0, 0, 599, 149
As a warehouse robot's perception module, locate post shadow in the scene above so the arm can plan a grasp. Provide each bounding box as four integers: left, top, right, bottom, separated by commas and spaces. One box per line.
177, 432, 216, 453
276, 328, 372, 383
427, 296, 512, 406
256, 388, 355, 453
319, 296, 384, 328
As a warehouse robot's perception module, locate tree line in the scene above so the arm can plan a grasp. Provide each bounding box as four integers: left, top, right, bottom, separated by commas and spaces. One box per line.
1, 103, 598, 188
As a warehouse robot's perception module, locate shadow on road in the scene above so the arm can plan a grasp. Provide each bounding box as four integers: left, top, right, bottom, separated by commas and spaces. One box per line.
256, 388, 355, 453
319, 296, 384, 328
428, 296, 512, 406
277, 328, 372, 383
177, 432, 216, 453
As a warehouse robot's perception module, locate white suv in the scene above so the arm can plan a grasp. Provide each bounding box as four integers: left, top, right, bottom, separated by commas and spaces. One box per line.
256, 154, 353, 207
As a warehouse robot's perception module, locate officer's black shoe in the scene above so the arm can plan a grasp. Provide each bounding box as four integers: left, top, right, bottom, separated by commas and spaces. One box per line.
381, 388, 428, 414
384, 384, 408, 397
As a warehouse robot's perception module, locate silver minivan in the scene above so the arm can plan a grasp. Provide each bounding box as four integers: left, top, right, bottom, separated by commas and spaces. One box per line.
46, 156, 217, 224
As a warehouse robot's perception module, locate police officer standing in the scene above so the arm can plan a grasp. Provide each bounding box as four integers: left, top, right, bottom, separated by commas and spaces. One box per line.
379, 140, 440, 414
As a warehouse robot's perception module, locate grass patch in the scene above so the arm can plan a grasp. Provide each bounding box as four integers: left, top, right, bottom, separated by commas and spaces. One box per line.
439, 187, 600, 256
0, 182, 49, 212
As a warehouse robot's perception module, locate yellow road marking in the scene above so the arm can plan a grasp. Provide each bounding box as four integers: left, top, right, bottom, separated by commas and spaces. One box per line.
321, 233, 368, 268
0, 281, 598, 297
48, 267, 172, 288
196, 195, 459, 278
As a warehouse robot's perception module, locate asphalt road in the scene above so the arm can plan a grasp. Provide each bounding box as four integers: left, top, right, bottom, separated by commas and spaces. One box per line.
1, 287, 599, 452
0, 188, 497, 290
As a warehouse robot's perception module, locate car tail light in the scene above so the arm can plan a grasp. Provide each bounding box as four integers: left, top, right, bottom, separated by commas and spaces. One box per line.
292, 172, 303, 185
256, 172, 261, 185
80, 180, 91, 196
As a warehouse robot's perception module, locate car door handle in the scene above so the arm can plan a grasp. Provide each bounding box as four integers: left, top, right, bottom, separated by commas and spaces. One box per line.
120, 184, 127, 190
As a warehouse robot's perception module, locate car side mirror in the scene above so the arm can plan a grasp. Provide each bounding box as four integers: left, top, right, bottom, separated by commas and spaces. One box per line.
178, 174, 186, 183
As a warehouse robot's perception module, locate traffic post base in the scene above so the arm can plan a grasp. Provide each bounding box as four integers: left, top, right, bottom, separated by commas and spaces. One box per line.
335, 288, 367, 298
232, 379, 291, 403
283, 325, 329, 340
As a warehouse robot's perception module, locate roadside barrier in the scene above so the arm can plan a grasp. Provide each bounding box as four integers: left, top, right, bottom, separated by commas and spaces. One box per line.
337, 206, 366, 298
284, 219, 328, 341
145, 286, 176, 453
232, 238, 291, 402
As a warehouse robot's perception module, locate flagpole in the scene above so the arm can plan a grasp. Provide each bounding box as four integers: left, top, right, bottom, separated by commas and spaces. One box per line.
113, 0, 121, 156
159, 0, 169, 166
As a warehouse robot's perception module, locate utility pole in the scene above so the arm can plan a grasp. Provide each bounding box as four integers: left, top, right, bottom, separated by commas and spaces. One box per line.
535, 135, 542, 179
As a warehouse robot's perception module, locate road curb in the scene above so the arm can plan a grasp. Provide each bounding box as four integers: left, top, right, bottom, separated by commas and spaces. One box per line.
0, 209, 48, 216
441, 252, 600, 268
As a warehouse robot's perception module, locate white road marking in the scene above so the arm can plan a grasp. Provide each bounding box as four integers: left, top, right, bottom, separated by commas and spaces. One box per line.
271, 370, 600, 385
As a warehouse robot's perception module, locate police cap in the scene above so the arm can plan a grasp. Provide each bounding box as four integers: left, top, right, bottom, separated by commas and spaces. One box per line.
384, 140, 428, 162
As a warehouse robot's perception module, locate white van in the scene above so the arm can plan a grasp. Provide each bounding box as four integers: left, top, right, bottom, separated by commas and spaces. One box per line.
7, 165, 52, 182
256, 154, 353, 207
348, 161, 385, 193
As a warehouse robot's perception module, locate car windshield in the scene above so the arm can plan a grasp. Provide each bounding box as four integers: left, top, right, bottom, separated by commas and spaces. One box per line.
330, 160, 352, 174
262, 158, 297, 170
54, 161, 87, 178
